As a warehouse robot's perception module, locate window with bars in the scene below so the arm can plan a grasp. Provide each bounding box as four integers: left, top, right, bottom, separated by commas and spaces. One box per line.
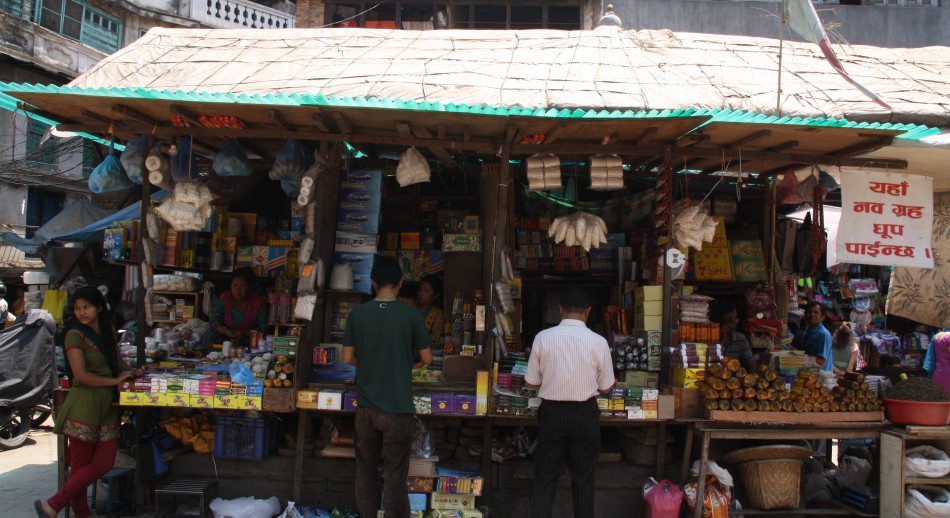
35, 0, 122, 53
26, 121, 57, 172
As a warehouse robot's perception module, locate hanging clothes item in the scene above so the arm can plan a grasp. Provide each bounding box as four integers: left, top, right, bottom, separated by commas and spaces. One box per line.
796, 212, 813, 274
810, 183, 826, 275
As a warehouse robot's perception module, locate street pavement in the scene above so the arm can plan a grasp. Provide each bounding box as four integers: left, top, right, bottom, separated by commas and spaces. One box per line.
0, 417, 59, 518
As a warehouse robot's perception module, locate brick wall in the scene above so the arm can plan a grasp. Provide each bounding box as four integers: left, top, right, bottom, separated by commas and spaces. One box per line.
294, 0, 326, 28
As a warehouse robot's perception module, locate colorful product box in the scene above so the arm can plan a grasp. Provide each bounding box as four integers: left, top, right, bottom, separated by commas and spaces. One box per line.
344, 391, 358, 412
351, 273, 373, 295
214, 395, 240, 409
318, 390, 344, 410
267, 246, 287, 274
672, 368, 705, 388
442, 233, 481, 252
236, 396, 263, 411
251, 246, 268, 272
408, 493, 427, 511
339, 187, 383, 212
635, 285, 664, 302
340, 169, 383, 192
431, 394, 456, 414
454, 395, 476, 414
119, 392, 143, 406
190, 395, 215, 408
332, 251, 375, 275
624, 371, 659, 388
407, 476, 435, 493
167, 394, 191, 407
337, 209, 381, 233
297, 390, 319, 409
142, 393, 166, 407
431, 493, 476, 510
401, 232, 421, 250
335, 232, 379, 254
413, 395, 432, 414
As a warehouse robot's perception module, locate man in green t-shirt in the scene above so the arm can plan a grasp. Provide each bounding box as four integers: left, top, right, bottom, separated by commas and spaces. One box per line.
343, 256, 432, 518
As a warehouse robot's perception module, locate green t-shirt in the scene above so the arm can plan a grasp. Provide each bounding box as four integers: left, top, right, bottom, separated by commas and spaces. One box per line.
343, 299, 430, 414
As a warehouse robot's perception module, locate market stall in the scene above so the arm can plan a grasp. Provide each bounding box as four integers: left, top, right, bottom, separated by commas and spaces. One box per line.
4, 18, 950, 518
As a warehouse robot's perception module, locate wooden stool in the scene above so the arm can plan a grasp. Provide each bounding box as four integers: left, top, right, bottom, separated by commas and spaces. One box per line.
154, 479, 218, 517
89, 467, 135, 517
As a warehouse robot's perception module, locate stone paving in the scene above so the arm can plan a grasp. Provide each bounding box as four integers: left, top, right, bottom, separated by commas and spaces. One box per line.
0, 419, 59, 518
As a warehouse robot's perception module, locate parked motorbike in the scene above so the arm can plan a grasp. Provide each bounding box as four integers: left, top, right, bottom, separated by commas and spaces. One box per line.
0, 309, 57, 450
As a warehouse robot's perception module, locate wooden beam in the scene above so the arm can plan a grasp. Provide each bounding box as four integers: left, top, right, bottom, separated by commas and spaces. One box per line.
437, 124, 446, 141
727, 129, 772, 149
81, 111, 111, 124
310, 109, 331, 133
601, 132, 620, 145
331, 112, 353, 134
112, 104, 159, 125
766, 140, 800, 153
411, 125, 460, 169
542, 122, 567, 145
504, 125, 521, 146
673, 133, 711, 148
169, 104, 202, 127
268, 109, 293, 131
22, 105, 75, 126
630, 126, 659, 146
833, 136, 893, 157
396, 123, 412, 137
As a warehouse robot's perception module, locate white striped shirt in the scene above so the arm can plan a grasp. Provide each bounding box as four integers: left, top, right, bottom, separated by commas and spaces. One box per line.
524, 319, 615, 401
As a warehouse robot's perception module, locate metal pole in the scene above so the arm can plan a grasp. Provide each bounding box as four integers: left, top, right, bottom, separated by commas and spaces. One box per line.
776, 0, 788, 117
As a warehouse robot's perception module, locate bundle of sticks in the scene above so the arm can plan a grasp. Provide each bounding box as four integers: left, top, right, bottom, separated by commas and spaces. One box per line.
832, 371, 882, 412
700, 358, 790, 412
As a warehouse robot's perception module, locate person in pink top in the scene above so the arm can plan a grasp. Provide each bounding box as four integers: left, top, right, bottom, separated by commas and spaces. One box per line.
924, 332, 950, 398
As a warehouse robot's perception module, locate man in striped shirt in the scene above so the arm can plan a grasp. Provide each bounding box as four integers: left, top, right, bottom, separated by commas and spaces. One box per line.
525, 287, 615, 518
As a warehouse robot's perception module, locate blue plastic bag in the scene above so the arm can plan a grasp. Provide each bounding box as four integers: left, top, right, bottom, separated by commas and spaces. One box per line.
269, 139, 312, 197
213, 138, 252, 177
120, 135, 147, 184
88, 140, 134, 193
228, 360, 256, 386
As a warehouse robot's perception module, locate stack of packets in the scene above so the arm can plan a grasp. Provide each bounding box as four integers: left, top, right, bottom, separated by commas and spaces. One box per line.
596, 385, 659, 419
668, 343, 723, 368
119, 373, 263, 410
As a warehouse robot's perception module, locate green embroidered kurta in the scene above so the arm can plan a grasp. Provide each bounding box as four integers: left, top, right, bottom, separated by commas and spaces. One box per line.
54, 329, 120, 441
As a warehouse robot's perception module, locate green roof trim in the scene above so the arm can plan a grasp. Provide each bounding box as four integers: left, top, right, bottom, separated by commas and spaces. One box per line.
0, 83, 937, 139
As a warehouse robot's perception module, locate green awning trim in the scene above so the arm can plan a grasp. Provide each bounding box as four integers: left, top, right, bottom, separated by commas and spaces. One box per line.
0, 83, 938, 140
0, 90, 122, 148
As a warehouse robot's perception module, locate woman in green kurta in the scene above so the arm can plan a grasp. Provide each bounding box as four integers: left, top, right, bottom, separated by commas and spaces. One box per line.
35, 286, 136, 518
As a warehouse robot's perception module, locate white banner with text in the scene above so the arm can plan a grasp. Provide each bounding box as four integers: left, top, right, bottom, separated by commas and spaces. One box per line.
836, 172, 933, 268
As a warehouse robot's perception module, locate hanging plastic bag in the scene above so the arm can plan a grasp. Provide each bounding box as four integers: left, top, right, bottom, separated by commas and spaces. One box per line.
212, 138, 252, 177
120, 135, 148, 185
88, 140, 134, 193
777, 171, 803, 205
154, 181, 214, 231
796, 172, 820, 201
643, 478, 685, 518
905, 486, 950, 518
396, 147, 431, 187
268, 139, 313, 184
40, 287, 68, 325
905, 445, 950, 478
819, 169, 839, 192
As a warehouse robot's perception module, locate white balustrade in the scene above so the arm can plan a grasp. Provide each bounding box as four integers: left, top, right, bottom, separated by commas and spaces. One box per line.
190, 0, 295, 29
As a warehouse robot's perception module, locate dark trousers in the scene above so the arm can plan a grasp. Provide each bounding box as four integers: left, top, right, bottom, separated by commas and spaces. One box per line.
354, 406, 415, 518
531, 398, 600, 518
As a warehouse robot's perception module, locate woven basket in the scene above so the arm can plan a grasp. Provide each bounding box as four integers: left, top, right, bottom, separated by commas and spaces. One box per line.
737, 459, 802, 510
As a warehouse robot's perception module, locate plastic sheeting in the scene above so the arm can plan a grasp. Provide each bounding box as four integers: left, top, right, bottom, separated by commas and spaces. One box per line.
0, 198, 110, 254
0, 309, 56, 407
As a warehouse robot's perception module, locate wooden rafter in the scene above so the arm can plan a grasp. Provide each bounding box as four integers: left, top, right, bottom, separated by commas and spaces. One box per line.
411, 125, 460, 169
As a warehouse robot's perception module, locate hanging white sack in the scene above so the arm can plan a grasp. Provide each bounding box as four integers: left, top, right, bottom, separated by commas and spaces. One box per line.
396, 147, 431, 187
905, 445, 950, 478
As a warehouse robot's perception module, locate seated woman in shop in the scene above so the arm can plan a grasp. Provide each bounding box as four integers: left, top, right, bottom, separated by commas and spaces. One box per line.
210, 268, 267, 344
831, 323, 859, 376
712, 302, 756, 372
401, 274, 445, 345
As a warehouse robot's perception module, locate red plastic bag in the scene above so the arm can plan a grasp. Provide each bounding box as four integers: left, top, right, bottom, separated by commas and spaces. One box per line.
777, 170, 803, 205
643, 478, 685, 518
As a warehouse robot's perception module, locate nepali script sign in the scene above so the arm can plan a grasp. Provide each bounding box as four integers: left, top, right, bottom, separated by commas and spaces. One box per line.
836, 172, 933, 268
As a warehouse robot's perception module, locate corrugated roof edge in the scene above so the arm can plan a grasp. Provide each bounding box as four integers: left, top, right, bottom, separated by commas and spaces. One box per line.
0, 83, 938, 140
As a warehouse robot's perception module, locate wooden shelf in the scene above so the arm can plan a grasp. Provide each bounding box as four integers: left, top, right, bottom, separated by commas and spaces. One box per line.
905, 476, 950, 485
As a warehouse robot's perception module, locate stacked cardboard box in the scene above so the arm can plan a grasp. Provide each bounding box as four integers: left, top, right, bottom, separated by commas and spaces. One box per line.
635, 285, 663, 331
333, 170, 383, 293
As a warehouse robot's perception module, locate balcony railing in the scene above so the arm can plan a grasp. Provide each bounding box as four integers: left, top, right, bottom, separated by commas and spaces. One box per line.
190, 0, 295, 29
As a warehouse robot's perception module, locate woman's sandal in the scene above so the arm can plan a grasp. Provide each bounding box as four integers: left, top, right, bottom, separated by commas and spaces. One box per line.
33, 499, 55, 518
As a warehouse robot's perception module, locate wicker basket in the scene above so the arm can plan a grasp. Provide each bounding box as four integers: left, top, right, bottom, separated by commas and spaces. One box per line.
737, 458, 802, 510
